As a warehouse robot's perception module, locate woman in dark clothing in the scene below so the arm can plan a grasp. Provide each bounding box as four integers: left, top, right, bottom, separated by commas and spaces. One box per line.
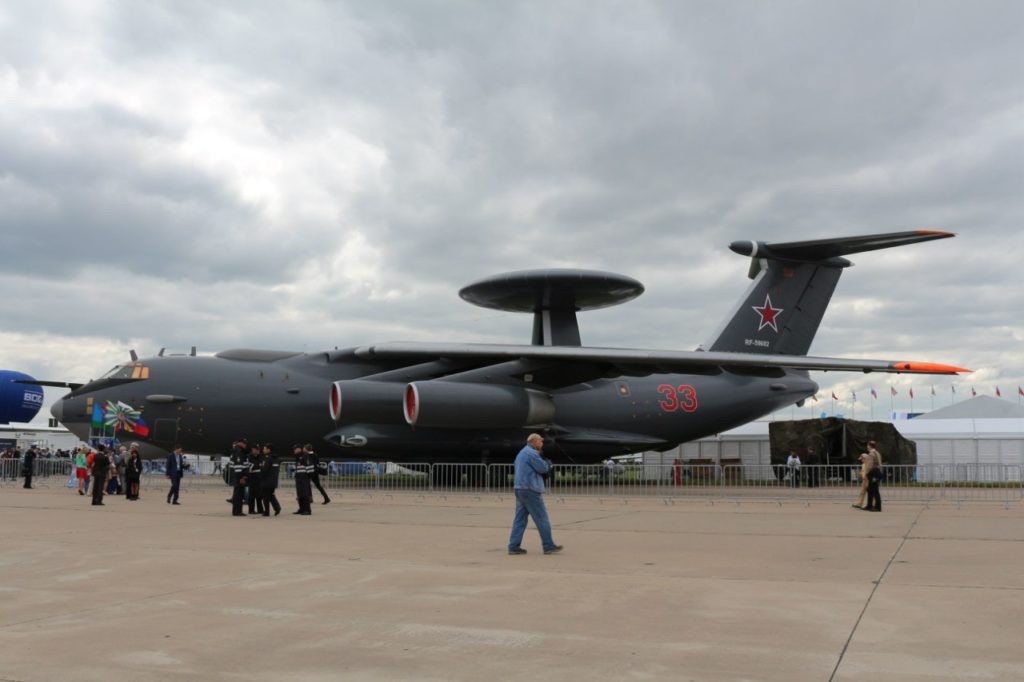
125, 446, 143, 500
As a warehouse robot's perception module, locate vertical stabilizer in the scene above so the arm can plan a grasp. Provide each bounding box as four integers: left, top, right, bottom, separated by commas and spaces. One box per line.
702, 230, 953, 356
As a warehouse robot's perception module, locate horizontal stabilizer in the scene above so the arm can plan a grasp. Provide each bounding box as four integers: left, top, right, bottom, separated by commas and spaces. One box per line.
729, 230, 954, 265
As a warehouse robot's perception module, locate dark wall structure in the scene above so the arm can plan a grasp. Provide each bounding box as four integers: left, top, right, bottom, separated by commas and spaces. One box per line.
769, 418, 917, 470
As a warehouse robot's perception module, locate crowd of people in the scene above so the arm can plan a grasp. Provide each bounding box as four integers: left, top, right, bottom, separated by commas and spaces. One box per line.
10, 438, 334, 517
11, 434, 886, 528
226, 438, 330, 517
66, 443, 145, 505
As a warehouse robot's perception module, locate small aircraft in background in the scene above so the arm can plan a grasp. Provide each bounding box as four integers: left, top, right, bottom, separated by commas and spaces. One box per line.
45, 230, 967, 463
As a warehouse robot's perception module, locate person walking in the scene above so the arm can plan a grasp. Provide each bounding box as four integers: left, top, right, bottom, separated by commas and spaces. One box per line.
304, 444, 331, 505
90, 446, 111, 506
507, 433, 562, 555
165, 445, 186, 505
246, 444, 265, 515
292, 445, 313, 515
260, 444, 281, 516
864, 440, 884, 512
125, 445, 142, 500
228, 443, 250, 516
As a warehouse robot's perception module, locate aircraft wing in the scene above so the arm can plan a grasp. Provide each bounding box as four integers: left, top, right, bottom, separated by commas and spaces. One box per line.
353, 342, 969, 375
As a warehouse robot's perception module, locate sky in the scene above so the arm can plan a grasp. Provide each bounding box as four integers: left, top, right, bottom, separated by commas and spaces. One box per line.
2, 0, 1023, 425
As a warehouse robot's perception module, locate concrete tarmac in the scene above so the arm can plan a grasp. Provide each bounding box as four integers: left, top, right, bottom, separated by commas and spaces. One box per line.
1, 484, 1022, 681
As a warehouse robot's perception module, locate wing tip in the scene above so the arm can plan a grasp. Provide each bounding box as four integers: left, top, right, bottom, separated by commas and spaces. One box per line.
892, 361, 971, 374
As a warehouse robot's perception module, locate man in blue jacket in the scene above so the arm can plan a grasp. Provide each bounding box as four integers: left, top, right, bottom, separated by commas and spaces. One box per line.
507, 433, 563, 555
165, 444, 187, 505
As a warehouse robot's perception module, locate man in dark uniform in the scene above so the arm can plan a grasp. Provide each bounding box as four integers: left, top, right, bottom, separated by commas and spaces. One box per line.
260, 443, 281, 516
229, 441, 249, 516
293, 444, 312, 515
304, 443, 331, 505
247, 443, 265, 515
91, 446, 111, 506
22, 445, 37, 489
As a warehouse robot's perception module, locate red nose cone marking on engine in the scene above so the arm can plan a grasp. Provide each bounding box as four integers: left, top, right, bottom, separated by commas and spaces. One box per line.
330, 383, 341, 421
404, 384, 419, 425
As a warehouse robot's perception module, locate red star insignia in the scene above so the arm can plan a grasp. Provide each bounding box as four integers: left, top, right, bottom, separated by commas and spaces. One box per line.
751, 294, 783, 332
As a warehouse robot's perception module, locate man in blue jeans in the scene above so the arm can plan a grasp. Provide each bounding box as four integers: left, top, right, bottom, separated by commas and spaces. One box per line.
508, 433, 563, 555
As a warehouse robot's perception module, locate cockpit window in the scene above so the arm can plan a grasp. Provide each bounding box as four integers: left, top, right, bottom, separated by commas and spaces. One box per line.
100, 366, 128, 379
99, 363, 150, 380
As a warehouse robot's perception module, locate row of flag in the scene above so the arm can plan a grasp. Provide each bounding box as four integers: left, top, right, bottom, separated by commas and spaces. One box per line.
811, 386, 1024, 402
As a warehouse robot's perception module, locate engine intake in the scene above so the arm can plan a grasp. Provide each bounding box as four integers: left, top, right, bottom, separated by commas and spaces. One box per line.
404, 382, 555, 429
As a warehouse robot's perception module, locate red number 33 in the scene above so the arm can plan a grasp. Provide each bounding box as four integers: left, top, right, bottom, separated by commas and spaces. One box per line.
658, 384, 698, 413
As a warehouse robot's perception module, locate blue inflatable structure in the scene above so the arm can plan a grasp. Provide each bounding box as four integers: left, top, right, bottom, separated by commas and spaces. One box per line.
0, 371, 45, 424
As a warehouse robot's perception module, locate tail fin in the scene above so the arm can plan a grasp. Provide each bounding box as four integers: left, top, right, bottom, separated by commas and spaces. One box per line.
701, 230, 953, 356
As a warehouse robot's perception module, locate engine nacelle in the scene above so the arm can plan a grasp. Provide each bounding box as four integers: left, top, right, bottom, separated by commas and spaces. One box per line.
328, 380, 406, 424
404, 382, 555, 429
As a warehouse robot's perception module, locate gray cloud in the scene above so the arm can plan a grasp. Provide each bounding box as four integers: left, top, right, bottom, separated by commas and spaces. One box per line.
1, 0, 1023, 422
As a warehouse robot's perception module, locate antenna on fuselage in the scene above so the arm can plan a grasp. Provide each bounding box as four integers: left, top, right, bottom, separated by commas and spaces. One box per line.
458, 269, 645, 346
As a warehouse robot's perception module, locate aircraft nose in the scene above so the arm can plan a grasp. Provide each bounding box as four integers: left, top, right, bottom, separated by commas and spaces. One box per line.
50, 399, 63, 423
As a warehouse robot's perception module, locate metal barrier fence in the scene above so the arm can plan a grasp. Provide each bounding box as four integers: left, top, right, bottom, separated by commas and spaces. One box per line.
315, 462, 1023, 506
0, 458, 74, 487
4, 460, 1022, 505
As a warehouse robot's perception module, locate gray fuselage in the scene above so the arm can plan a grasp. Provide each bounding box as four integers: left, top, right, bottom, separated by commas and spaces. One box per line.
51, 350, 816, 463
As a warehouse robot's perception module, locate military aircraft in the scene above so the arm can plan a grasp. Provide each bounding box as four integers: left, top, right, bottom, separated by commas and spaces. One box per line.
46, 230, 967, 463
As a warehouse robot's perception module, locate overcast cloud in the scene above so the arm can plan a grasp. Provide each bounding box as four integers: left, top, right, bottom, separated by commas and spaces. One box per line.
2, 0, 1023, 424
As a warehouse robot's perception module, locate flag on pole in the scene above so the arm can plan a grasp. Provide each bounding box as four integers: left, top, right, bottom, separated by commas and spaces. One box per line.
951, 384, 956, 394
831, 391, 838, 400
870, 388, 877, 399
909, 387, 914, 399
890, 386, 898, 397
811, 394, 818, 402
852, 391, 857, 401
996, 387, 1002, 397
971, 386, 977, 396
1018, 386, 1023, 397
930, 386, 936, 396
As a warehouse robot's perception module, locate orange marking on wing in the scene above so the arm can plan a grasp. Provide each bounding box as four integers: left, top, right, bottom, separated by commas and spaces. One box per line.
893, 361, 971, 374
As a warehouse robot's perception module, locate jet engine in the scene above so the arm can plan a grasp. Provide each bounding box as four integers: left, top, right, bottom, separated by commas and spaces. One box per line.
328, 380, 407, 423
404, 382, 555, 429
